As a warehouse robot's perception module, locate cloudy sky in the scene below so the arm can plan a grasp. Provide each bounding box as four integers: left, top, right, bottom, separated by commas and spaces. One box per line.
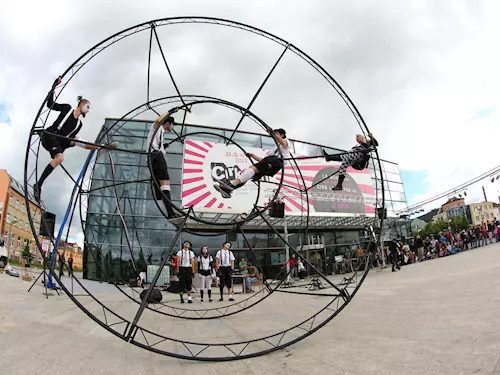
1, 0, 500, 245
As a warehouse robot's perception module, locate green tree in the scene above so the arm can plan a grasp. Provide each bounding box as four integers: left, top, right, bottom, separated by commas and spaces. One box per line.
22, 241, 31, 265
137, 249, 147, 273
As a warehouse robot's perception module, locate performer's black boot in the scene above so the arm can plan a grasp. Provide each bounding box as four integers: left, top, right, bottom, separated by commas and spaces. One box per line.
208, 290, 212, 302
332, 174, 345, 191
162, 191, 181, 220
323, 149, 342, 162
200, 290, 204, 302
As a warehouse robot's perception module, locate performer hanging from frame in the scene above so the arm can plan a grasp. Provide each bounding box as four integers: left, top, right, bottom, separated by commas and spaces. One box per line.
323, 132, 378, 191
214, 128, 290, 199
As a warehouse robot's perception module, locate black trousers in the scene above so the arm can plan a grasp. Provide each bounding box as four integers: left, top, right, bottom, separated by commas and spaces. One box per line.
179, 267, 193, 292
219, 266, 232, 292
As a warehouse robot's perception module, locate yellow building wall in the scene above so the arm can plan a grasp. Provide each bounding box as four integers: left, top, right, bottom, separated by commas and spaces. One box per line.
2, 178, 43, 263
469, 202, 497, 226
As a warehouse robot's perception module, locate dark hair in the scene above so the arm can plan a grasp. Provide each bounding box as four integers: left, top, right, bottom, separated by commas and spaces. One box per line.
164, 116, 175, 125
274, 128, 286, 139
223, 241, 231, 247
200, 246, 208, 254
183, 241, 192, 249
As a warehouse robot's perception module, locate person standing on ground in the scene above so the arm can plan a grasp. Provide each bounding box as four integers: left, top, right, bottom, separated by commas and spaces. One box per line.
215, 241, 235, 302
58, 252, 65, 278
67, 255, 74, 275
197, 246, 213, 302
176, 241, 195, 304
389, 239, 400, 272
416, 235, 424, 262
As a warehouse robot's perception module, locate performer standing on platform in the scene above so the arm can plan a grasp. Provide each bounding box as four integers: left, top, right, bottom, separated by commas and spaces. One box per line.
176, 241, 195, 304
215, 241, 235, 301
198, 246, 213, 302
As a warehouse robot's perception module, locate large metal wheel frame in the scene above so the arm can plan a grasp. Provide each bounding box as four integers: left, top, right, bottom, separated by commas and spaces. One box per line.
24, 17, 385, 361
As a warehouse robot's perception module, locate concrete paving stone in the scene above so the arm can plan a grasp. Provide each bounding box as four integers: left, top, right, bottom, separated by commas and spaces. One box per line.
3, 242, 500, 373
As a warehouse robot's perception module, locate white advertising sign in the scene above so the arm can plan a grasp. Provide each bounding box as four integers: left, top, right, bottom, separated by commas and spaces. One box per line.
181, 140, 376, 217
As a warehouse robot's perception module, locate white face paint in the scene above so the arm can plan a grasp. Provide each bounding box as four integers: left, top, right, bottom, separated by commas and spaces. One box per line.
81, 102, 91, 114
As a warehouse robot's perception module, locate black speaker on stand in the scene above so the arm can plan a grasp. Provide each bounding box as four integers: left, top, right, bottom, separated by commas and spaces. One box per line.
377, 208, 387, 220
40, 211, 56, 238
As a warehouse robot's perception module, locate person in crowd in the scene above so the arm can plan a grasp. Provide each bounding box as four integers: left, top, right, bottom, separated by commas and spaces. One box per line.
58, 251, 65, 278
287, 254, 297, 279
297, 258, 307, 281
246, 262, 260, 292
239, 257, 248, 276
389, 239, 400, 272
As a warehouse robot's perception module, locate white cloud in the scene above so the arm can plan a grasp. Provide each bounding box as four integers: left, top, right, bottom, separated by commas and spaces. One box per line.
2, 0, 500, 245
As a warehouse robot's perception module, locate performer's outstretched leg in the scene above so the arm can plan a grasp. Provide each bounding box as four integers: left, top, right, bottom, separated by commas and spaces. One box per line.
215, 166, 258, 198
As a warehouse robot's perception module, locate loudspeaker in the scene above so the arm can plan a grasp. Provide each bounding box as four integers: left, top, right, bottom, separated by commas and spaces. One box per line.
40, 211, 56, 238
269, 201, 285, 218
140, 288, 163, 303
377, 208, 387, 220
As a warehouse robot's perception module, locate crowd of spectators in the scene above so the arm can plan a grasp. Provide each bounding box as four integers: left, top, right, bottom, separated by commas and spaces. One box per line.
388, 218, 500, 271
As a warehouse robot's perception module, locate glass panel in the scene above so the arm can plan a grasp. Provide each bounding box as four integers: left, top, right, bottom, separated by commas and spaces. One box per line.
262, 136, 280, 152
235, 233, 268, 248
293, 142, 322, 157
225, 131, 261, 148
385, 172, 402, 183
184, 127, 225, 144
389, 182, 405, 193
383, 161, 399, 174
165, 153, 183, 166
390, 191, 407, 202
392, 201, 408, 211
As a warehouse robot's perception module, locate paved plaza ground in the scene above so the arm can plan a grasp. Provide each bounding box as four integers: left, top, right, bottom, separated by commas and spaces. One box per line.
2, 242, 500, 374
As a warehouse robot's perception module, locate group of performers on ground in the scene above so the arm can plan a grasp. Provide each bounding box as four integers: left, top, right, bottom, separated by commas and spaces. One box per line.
35, 77, 379, 301
171, 240, 248, 304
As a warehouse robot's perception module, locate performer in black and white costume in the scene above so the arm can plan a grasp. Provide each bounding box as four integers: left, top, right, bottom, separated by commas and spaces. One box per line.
34, 77, 118, 201
176, 241, 195, 303
215, 241, 235, 301
148, 107, 182, 220
215, 128, 290, 198
197, 246, 213, 302
323, 132, 378, 191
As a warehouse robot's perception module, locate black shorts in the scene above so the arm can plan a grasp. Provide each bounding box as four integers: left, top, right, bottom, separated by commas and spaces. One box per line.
253, 156, 283, 180
199, 269, 211, 276
41, 133, 70, 158
149, 151, 170, 199
219, 266, 233, 289
178, 267, 193, 291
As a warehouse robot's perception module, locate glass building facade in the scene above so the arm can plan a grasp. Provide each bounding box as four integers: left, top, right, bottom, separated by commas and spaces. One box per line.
83, 119, 408, 281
